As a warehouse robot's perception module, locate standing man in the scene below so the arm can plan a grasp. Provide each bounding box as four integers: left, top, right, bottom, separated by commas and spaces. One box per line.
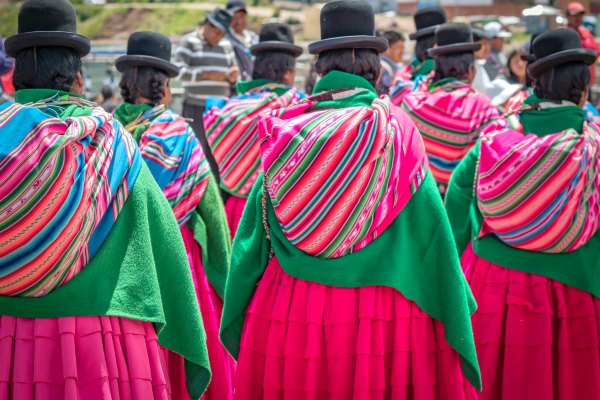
566, 1, 600, 85
176, 7, 239, 177
378, 30, 405, 94
483, 21, 511, 79
226, 0, 257, 81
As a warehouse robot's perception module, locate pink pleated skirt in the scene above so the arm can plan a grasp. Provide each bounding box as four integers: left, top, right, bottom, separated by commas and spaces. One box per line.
235, 258, 477, 400
171, 227, 235, 400
0, 314, 171, 400
462, 243, 600, 400
224, 196, 247, 240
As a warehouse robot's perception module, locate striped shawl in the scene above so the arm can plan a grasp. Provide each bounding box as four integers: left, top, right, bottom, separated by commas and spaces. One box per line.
205, 83, 301, 197
258, 94, 428, 258
402, 80, 500, 194
0, 102, 140, 297
477, 122, 600, 253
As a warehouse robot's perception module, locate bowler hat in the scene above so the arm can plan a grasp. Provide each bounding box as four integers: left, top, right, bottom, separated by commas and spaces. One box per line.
115, 31, 179, 78
205, 8, 233, 33
308, 0, 388, 55
428, 23, 481, 57
4, 0, 90, 58
250, 23, 303, 57
409, 7, 447, 40
528, 28, 597, 79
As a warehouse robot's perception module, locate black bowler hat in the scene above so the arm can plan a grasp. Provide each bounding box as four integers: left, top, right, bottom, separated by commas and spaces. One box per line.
428, 23, 481, 57
528, 28, 596, 79
115, 32, 179, 78
250, 23, 303, 57
227, 0, 247, 13
4, 0, 90, 58
308, 0, 388, 55
205, 8, 233, 33
409, 7, 447, 40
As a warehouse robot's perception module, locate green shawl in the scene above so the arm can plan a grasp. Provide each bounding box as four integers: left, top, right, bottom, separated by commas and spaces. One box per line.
220, 71, 482, 390
445, 102, 600, 300
113, 101, 232, 298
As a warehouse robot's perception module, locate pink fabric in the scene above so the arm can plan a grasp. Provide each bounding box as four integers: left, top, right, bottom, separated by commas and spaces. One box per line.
462, 244, 600, 400
175, 226, 235, 400
235, 258, 477, 400
0, 315, 170, 400
224, 195, 248, 240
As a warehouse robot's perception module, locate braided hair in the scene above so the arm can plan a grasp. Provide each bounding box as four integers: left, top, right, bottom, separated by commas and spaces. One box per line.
432, 52, 474, 82
119, 66, 168, 106
315, 48, 381, 88
13, 46, 82, 91
414, 35, 436, 63
533, 62, 590, 105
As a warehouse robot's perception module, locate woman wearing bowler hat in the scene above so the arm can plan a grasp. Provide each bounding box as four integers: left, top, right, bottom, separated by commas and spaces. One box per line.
220, 1, 480, 398
402, 23, 500, 196
445, 28, 600, 400
113, 31, 234, 400
0, 1, 212, 399
204, 22, 304, 239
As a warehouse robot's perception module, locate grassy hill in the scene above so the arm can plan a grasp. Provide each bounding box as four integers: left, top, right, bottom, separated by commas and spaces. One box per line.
0, 1, 271, 40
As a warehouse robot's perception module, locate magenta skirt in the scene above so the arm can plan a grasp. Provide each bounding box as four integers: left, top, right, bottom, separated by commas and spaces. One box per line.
462, 244, 600, 400
224, 196, 247, 240
235, 258, 477, 400
170, 226, 235, 400
0, 314, 171, 400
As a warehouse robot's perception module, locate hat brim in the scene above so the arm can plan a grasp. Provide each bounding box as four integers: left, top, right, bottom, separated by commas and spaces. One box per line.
115, 55, 180, 78
308, 36, 388, 55
567, 10, 585, 16
409, 25, 438, 40
205, 14, 228, 33
4, 31, 90, 58
250, 41, 303, 57
528, 48, 597, 78
428, 42, 481, 57
493, 32, 512, 38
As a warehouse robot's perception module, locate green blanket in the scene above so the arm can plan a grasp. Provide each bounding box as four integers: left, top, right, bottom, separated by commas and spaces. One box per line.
0, 165, 211, 399
220, 173, 482, 390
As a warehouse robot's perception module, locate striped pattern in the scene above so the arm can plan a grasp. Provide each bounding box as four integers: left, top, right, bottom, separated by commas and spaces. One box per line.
258, 95, 428, 258
140, 109, 210, 225
477, 123, 600, 253
402, 80, 499, 194
0, 102, 140, 297
205, 84, 301, 197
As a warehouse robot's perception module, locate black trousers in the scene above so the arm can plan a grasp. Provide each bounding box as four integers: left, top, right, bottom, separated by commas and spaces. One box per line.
182, 100, 221, 184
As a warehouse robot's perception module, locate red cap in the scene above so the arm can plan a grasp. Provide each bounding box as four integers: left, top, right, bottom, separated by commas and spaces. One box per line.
567, 2, 586, 16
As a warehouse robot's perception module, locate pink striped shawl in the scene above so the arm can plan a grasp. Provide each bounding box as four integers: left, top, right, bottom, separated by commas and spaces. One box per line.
477, 122, 600, 252
258, 94, 428, 258
205, 84, 301, 197
402, 80, 499, 194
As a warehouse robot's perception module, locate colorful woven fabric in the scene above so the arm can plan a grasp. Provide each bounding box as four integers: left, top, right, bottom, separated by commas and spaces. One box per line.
139, 109, 210, 225
402, 79, 499, 194
258, 94, 428, 258
205, 83, 301, 197
0, 101, 140, 297
476, 122, 600, 253
389, 64, 431, 106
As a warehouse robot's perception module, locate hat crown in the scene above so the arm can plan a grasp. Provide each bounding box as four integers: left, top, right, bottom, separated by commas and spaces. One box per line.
532, 29, 583, 60
435, 23, 474, 47
319, 0, 375, 40
126, 31, 172, 63
207, 8, 233, 31
18, 0, 77, 34
414, 7, 447, 32
259, 22, 295, 44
